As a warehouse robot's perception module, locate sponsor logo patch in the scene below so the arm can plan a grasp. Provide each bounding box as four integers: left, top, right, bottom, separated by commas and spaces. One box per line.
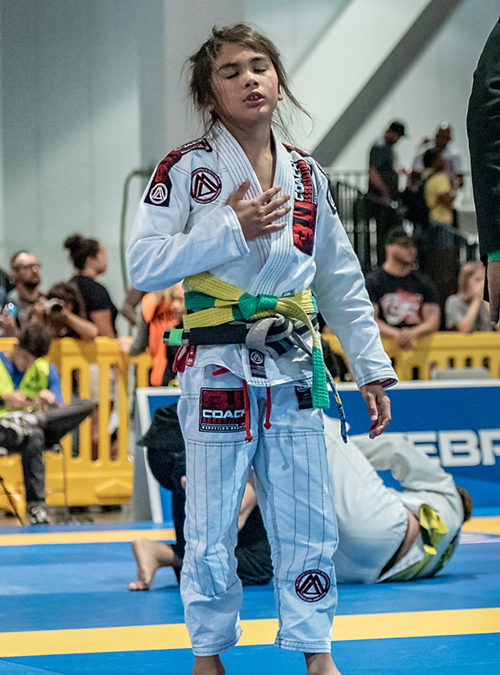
148, 183, 169, 205
295, 383, 313, 410
295, 569, 331, 602
145, 138, 212, 208
191, 168, 222, 203
292, 159, 317, 256
199, 388, 245, 432
249, 349, 266, 379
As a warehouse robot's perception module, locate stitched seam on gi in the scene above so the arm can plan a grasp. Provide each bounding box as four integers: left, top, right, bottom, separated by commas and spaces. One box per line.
191, 439, 200, 590
285, 437, 298, 578
320, 434, 326, 568
208, 441, 225, 591
306, 433, 311, 572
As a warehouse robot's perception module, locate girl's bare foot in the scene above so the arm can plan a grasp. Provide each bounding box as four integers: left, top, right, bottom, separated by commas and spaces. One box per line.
128, 538, 181, 591
192, 655, 225, 675
304, 652, 341, 675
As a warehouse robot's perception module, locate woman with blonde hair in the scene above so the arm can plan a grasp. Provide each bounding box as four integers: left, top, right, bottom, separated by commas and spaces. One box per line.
445, 261, 493, 332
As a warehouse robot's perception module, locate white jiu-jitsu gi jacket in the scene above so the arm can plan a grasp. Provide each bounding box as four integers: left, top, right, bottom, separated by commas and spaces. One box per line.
127, 124, 397, 390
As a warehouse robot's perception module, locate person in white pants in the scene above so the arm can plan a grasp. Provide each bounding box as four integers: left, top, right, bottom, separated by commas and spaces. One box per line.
127, 23, 397, 675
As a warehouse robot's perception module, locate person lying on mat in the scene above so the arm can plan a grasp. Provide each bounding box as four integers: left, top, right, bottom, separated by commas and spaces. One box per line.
129, 407, 473, 588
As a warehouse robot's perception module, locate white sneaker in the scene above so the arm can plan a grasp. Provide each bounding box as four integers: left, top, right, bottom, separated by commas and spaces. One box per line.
27, 503, 51, 525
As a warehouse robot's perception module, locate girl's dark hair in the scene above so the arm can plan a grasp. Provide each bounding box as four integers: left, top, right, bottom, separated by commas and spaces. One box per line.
188, 23, 309, 136
64, 234, 100, 271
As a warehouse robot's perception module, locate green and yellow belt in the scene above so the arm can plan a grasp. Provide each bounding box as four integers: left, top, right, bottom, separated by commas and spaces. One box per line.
165, 271, 347, 441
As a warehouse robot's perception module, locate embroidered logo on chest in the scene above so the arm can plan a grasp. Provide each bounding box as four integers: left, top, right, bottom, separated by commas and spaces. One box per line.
292, 159, 317, 256
191, 168, 222, 203
145, 139, 212, 208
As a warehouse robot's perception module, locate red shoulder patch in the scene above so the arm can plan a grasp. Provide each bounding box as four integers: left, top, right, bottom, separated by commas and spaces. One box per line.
283, 143, 309, 158
292, 159, 317, 256
145, 138, 212, 207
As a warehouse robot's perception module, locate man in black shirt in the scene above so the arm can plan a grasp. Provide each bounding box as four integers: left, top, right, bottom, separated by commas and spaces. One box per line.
365, 226, 440, 351
366, 121, 406, 264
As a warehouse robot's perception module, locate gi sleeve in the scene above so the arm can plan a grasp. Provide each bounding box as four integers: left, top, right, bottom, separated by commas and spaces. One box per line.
310, 168, 397, 390
126, 157, 249, 292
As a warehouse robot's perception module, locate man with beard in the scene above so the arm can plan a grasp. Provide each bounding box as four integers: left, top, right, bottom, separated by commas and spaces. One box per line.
6, 251, 44, 331
365, 226, 440, 352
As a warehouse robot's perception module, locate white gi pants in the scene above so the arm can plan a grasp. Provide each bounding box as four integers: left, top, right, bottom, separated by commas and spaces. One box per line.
178, 365, 338, 656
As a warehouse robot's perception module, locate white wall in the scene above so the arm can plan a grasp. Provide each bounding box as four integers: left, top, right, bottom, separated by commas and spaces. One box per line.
0, 0, 497, 322
0, 0, 142, 317
245, 0, 352, 72
329, 0, 500, 180
0, 0, 243, 326
246, 0, 499, 194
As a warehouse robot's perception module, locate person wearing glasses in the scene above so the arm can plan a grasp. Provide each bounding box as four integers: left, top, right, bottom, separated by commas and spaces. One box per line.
2, 252, 43, 334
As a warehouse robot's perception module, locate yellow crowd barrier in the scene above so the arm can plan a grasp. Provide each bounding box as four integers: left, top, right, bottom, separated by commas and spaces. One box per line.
0, 337, 151, 518
323, 331, 500, 382
2, 332, 498, 519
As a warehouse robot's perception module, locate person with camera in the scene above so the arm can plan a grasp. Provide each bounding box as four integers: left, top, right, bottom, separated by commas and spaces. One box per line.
0, 321, 92, 524
44, 282, 98, 341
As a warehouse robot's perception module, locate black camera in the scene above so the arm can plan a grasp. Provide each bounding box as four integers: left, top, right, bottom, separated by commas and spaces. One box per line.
44, 298, 64, 314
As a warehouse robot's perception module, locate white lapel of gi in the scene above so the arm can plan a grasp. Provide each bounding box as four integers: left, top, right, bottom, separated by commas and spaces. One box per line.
256, 137, 295, 296
211, 125, 295, 296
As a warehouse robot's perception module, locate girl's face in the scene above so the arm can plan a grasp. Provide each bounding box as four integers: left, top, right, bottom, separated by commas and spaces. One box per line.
210, 42, 281, 131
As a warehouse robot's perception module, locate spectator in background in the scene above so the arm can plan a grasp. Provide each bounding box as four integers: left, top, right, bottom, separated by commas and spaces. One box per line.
129, 282, 185, 386
0, 322, 93, 524
445, 261, 493, 333
0, 266, 14, 311
365, 226, 440, 351
0, 323, 63, 524
44, 282, 98, 341
64, 234, 118, 338
411, 124, 463, 191
422, 148, 457, 232
421, 148, 460, 320
64, 234, 118, 460
120, 287, 146, 327
366, 121, 406, 264
5, 252, 44, 332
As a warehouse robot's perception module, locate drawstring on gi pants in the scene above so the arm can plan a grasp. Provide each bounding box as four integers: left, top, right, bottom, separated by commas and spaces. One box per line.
213, 367, 271, 439
264, 387, 272, 430
241, 380, 253, 442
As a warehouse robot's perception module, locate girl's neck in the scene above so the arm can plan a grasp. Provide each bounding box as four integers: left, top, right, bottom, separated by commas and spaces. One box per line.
223, 121, 275, 191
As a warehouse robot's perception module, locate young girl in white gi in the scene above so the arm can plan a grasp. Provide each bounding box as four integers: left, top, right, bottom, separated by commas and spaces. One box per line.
127, 24, 397, 675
